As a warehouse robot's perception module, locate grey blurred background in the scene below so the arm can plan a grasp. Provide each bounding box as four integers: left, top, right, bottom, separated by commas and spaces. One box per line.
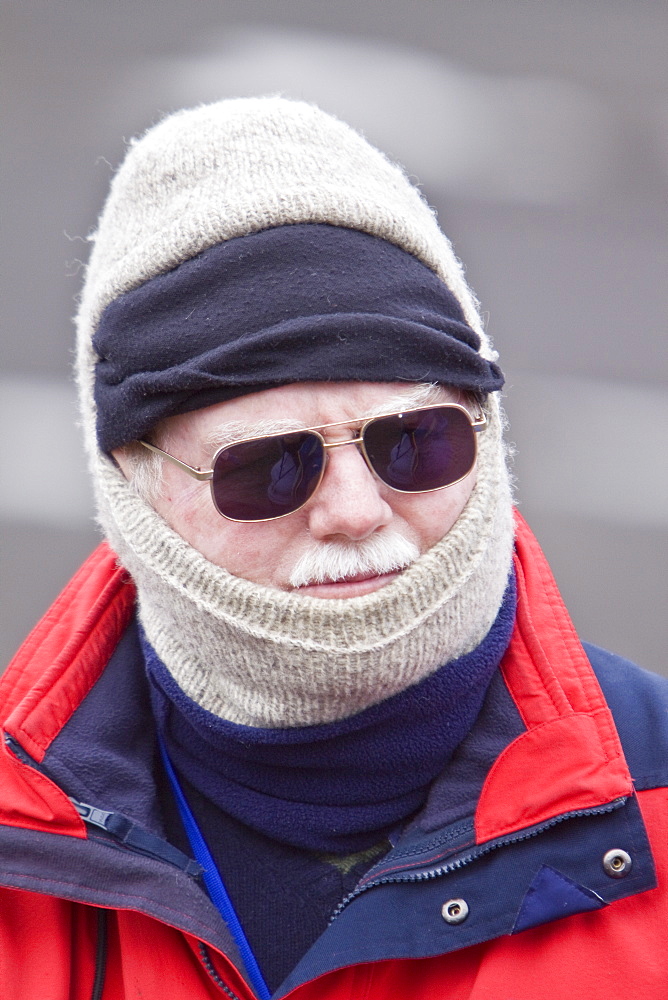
2, 0, 667, 674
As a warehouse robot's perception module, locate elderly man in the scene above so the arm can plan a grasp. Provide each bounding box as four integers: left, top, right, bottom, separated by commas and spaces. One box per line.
1, 98, 666, 999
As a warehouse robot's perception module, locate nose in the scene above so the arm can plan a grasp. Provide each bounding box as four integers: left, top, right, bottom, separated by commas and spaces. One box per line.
305, 440, 393, 542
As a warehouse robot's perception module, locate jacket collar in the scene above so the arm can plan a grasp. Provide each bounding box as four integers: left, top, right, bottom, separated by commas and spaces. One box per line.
475, 511, 632, 843
0, 512, 632, 843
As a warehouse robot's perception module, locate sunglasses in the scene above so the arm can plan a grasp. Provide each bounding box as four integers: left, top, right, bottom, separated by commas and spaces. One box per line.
139, 403, 486, 523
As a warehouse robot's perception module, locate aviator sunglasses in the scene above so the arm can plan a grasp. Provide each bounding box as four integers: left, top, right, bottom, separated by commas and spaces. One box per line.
139, 403, 486, 523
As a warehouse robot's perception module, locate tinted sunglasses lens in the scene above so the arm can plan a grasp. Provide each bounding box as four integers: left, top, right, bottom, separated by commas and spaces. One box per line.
363, 407, 476, 492
211, 432, 324, 520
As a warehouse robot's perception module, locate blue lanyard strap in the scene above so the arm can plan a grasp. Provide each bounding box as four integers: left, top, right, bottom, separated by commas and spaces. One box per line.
157, 734, 271, 1000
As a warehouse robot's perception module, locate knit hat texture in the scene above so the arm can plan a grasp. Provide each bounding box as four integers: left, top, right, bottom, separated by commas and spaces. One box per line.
76, 96, 500, 463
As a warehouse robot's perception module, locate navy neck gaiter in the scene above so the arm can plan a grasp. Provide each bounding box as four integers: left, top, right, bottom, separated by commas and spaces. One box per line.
145, 574, 516, 853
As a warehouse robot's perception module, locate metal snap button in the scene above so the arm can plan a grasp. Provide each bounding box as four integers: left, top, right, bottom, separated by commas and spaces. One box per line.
602, 848, 632, 878
441, 898, 469, 924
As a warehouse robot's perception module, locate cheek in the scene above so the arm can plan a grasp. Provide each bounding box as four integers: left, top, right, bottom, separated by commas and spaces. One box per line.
152, 472, 305, 585
156, 473, 212, 530
390, 471, 476, 552
149, 469, 223, 554
201, 518, 307, 586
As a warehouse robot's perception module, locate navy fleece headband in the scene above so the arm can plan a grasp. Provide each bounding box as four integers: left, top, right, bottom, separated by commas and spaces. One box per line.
93, 224, 503, 451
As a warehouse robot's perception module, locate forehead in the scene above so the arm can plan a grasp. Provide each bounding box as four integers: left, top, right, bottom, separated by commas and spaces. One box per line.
160, 381, 462, 450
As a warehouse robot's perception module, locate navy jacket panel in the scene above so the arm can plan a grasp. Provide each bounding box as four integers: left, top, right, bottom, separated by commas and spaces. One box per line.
585, 642, 668, 791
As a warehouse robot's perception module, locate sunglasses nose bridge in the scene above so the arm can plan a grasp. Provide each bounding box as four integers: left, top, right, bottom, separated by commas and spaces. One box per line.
320, 433, 377, 480
322, 434, 365, 451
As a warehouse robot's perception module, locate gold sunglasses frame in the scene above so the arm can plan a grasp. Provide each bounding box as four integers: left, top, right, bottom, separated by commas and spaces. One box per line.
139, 403, 487, 523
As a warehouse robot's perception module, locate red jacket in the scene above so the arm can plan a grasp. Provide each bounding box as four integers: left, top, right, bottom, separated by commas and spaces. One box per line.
1, 513, 667, 999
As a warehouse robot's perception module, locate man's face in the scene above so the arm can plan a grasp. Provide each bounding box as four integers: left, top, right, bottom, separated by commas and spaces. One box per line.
115, 382, 477, 598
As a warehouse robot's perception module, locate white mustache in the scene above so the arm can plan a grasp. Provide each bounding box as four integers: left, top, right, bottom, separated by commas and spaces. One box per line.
289, 529, 420, 588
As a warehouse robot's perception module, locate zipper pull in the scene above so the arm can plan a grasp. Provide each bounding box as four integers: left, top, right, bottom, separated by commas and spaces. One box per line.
71, 799, 114, 830
70, 797, 203, 877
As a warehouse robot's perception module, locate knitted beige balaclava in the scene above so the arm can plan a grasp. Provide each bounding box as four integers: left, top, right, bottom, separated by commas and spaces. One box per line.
76, 97, 515, 729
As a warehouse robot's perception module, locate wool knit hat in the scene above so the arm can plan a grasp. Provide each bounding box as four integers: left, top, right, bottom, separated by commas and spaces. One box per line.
76, 96, 503, 458
75, 97, 515, 729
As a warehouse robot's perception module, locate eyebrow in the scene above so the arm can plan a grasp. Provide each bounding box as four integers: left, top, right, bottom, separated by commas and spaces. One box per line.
203, 418, 304, 450
364, 383, 444, 417
203, 384, 449, 450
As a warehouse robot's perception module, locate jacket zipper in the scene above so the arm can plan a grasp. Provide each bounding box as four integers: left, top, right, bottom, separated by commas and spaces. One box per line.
70, 797, 204, 875
198, 942, 247, 1000
331, 797, 627, 921
91, 909, 108, 1000
5, 733, 249, 999
4, 730, 202, 876
4, 733, 627, 992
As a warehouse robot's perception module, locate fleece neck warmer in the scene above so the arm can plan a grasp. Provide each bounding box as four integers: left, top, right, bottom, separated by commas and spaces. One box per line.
145, 574, 516, 853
